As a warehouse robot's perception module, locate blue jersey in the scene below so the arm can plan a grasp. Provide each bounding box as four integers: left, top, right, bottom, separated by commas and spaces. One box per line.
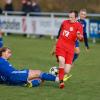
0, 57, 28, 85
75, 19, 88, 48
0, 57, 16, 77
78, 19, 86, 34
78, 19, 89, 49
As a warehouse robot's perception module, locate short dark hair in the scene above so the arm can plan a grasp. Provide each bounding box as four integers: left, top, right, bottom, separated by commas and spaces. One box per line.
0, 47, 10, 57
69, 10, 78, 17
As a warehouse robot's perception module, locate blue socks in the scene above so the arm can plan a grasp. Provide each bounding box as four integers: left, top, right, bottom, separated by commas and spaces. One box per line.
0, 37, 3, 48
30, 73, 57, 87
39, 72, 56, 81
31, 79, 41, 87
73, 53, 79, 62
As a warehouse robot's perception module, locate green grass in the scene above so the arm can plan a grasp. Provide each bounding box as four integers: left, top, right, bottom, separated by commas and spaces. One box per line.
0, 35, 100, 100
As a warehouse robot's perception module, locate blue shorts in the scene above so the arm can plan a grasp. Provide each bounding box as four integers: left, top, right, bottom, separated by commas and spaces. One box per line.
9, 69, 29, 85
75, 40, 79, 47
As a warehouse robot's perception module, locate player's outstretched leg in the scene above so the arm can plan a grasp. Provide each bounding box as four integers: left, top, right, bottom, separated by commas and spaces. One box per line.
39, 72, 58, 82
25, 78, 42, 87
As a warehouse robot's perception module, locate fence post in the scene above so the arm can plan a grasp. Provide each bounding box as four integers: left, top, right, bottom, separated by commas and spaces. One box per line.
26, 13, 30, 38
4, 12, 8, 36
51, 13, 55, 39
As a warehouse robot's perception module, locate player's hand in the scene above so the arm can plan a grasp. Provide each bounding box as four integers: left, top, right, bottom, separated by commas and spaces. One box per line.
77, 33, 83, 41
50, 45, 56, 56
51, 50, 55, 56
51, 39, 57, 56
50, 49, 56, 56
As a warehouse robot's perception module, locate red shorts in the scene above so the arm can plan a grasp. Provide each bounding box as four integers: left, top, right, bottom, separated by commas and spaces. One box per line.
56, 47, 74, 64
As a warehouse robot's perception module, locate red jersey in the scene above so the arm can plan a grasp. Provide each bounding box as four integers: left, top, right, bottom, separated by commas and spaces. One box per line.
56, 20, 83, 50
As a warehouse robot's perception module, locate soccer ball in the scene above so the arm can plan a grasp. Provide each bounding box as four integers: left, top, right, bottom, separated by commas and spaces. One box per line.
49, 66, 58, 76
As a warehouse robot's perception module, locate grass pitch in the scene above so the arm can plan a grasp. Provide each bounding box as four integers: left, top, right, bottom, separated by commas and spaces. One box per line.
0, 35, 100, 100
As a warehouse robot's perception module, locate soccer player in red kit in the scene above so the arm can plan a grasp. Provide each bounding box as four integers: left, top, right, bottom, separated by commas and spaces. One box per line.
53, 10, 83, 89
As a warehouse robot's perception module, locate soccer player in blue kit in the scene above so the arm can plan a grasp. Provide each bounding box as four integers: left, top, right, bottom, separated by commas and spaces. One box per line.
73, 9, 89, 62
0, 47, 60, 87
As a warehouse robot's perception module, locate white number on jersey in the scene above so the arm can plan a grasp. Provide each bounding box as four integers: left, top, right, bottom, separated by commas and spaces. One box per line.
63, 30, 70, 37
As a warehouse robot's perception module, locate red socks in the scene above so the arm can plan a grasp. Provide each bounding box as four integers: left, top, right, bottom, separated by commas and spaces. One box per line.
59, 67, 64, 82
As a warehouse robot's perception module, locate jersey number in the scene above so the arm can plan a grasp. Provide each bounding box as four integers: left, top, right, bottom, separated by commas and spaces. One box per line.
63, 30, 70, 37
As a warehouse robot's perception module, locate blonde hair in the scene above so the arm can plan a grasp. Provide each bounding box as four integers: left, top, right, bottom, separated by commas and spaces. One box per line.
80, 9, 87, 13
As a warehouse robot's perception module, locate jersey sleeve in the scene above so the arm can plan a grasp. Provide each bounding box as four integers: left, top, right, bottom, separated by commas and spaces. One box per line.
57, 25, 62, 39
57, 21, 65, 39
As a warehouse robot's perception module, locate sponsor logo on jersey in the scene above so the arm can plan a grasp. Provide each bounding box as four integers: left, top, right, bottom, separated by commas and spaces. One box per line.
70, 27, 73, 31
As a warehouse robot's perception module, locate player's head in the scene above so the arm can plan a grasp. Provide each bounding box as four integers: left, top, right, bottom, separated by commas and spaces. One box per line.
0, 47, 12, 60
79, 9, 87, 19
68, 10, 78, 23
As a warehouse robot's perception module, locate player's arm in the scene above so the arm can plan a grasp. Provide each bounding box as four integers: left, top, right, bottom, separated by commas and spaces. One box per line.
57, 25, 62, 39
83, 20, 87, 34
77, 23, 83, 41
51, 24, 62, 55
